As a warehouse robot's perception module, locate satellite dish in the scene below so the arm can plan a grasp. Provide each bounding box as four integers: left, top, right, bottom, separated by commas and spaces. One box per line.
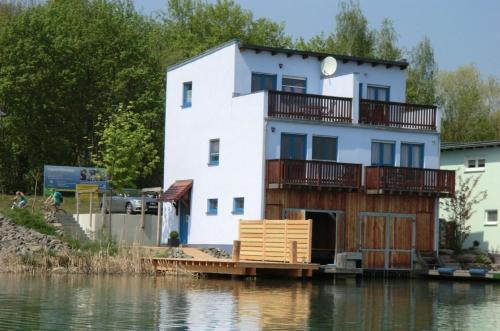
321, 56, 337, 76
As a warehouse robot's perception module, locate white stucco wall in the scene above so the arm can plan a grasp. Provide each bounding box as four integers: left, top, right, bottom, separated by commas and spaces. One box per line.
163, 43, 266, 245
266, 120, 441, 172
235, 50, 407, 102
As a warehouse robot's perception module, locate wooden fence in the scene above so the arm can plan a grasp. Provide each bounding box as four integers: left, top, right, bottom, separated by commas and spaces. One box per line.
239, 220, 313, 263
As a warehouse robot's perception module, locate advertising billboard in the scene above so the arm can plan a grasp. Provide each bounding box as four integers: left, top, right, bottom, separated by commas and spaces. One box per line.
43, 165, 108, 192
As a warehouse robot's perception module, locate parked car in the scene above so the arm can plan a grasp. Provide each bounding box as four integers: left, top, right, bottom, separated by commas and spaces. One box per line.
102, 189, 158, 214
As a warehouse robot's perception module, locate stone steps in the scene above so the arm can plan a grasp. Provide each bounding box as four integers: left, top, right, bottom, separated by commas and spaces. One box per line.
54, 214, 89, 241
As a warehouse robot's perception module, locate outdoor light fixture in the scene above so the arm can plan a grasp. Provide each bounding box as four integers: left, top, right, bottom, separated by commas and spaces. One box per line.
279, 63, 283, 69
271, 126, 276, 132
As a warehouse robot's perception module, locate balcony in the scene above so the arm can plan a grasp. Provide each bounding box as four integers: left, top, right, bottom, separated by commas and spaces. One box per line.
268, 90, 352, 123
360, 99, 437, 130
365, 166, 455, 197
266, 159, 362, 190
267, 90, 437, 131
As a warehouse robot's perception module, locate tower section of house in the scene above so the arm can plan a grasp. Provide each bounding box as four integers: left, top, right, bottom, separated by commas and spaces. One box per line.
161, 39, 455, 270
441, 141, 500, 252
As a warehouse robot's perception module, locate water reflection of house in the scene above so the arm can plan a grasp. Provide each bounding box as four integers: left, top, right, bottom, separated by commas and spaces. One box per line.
161, 39, 454, 271
441, 141, 500, 252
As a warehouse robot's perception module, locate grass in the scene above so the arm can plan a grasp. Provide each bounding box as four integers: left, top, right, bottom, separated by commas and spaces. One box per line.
3, 208, 57, 236
0, 194, 101, 215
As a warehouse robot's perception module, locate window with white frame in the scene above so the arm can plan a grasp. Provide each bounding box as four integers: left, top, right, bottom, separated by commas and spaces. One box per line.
465, 157, 486, 171
485, 210, 498, 225
281, 76, 307, 94
209, 139, 220, 166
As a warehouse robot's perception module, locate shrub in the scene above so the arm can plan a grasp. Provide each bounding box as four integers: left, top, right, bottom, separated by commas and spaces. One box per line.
3, 209, 57, 236
169, 231, 179, 239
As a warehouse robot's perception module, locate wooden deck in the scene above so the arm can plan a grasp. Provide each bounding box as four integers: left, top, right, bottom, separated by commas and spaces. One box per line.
147, 254, 319, 278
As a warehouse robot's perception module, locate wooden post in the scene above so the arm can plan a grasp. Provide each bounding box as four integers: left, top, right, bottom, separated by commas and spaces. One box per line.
140, 193, 145, 229
156, 201, 162, 246
89, 191, 93, 228
289, 240, 297, 264
232, 240, 241, 262
76, 191, 80, 225
101, 191, 106, 233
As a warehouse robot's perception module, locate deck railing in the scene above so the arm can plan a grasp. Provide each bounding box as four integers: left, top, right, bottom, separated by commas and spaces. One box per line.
365, 166, 455, 196
268, 90, 352, 123
359, 99, 437, 130
266, 159, 362, 189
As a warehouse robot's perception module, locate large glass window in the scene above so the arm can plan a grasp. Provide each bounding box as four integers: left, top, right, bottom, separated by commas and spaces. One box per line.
401, 143, 424, 168
251, 73, 276, 92
209, 139, 220, 166
367, 85, 390, 101
183, 82, 192, 107
282, 76, 307, 94
312, 136, 337, 161
281, 133, 306, 160
371, 141, 395, 166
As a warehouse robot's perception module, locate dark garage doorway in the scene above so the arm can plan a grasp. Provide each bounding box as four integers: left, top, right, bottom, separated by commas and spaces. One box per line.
307, 211, 336, 265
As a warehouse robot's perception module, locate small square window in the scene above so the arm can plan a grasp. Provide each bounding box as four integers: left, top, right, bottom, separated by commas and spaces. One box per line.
466, 158, 486, 172
478, 159, 486, 168
467, 159, 476, 168
485, 210, 498, 225
233, 197, 244, 214
209, 139, 220, 166
207, 199, 218, 215
183, 82, 192, 107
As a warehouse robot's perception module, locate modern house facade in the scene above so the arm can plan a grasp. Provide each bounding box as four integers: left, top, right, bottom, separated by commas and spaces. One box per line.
441, 141, 500, 252
160, 39, 455, 270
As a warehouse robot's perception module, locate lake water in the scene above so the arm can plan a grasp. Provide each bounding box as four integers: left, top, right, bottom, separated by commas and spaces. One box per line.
0, 275, 499, 330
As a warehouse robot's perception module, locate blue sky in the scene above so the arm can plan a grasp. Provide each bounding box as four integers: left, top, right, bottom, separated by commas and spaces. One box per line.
133, 0, 500, 78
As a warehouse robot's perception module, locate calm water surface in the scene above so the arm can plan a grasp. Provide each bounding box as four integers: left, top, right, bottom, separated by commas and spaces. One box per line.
0, 274, 499, 330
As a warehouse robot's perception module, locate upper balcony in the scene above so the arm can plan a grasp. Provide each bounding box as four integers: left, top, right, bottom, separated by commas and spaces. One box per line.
365, 166, 455, 197
267, 90, 437, 131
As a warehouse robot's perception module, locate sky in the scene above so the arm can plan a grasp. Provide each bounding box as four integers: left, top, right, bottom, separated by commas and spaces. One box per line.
132, 0, 500, 78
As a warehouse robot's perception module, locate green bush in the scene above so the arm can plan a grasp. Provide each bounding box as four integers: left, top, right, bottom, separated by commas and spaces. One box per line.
169, 231, 179, 239
65, 231, 118, 256
3, 209, 57, 236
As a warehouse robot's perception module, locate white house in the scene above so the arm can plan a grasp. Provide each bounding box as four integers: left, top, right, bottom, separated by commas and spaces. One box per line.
160, 39, 454, 269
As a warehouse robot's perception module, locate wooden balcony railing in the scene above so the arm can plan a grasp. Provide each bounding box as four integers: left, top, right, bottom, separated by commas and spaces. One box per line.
268, 90, 352, 123
360, 99, 437, 130
365, 166, 455, 196
266, 159, 362, 190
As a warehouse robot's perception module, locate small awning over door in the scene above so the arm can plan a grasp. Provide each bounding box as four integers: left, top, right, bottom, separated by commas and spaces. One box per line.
159, 179, 193, 201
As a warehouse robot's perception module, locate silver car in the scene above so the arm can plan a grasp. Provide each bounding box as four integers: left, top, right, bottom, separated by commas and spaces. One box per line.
103, 189, 159, 214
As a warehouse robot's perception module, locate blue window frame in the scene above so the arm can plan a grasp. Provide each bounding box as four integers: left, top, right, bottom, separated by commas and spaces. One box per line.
367, 85, 390, 101
233, 197, 244, 214
209, 139, 219, 166
207, 199, 218, 215
280, 133, 307, 160
251, 73, 277, 92
282, 76, 307, 94
183, 82, 192, 107
371, 141, 395, 166
312, 136, 337, 161
401, 143, 424, 168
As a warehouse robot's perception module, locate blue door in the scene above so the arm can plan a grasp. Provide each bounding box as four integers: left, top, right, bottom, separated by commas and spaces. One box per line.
179, 203, 189, 245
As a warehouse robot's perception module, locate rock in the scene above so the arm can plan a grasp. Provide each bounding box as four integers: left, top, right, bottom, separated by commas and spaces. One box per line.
28, 245, 43, 252
457, 253, 476, 263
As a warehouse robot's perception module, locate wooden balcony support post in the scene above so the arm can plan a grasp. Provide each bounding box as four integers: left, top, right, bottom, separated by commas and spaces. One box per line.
232, 240, 241, 262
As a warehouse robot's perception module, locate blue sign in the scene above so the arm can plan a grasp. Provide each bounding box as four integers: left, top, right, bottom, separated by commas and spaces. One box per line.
43, 165, 108, 192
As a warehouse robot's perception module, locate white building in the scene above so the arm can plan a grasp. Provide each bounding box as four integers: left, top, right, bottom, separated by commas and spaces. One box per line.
160, 39, 454, 268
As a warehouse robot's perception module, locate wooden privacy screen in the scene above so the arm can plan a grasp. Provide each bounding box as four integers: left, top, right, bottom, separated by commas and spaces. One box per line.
239, 220, 313, 263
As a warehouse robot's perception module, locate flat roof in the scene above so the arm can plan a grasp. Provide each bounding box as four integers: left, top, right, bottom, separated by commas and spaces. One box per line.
167, 39, 409, 72
441, 140, 500, 151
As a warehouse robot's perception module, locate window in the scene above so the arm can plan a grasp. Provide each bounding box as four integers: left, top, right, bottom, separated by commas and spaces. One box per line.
209, 139, 220, 166
233, 198, 244, 214
401, 143, 424, 168
367, 85, 390, 101
282, 76, 306, 94
466, 158, 486, 171
251, 73, 276, 92
312, 136, 337, 161
281, 133, 307, 160
371, 141, 395, 166
485, 210, 498, 225
183, 82, 192, 107
207, 199, 218, 215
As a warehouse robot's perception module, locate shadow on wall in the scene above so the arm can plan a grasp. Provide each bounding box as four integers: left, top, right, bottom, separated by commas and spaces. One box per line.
465, 231, 490, 252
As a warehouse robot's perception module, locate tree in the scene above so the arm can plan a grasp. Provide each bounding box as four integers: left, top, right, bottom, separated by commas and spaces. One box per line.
374, 18, 402, 60
441, 172, 487, 252
93, 104, 160, 190
406, 37, 437, 105
332, 0, 374, 57
438, 65, 495, 142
